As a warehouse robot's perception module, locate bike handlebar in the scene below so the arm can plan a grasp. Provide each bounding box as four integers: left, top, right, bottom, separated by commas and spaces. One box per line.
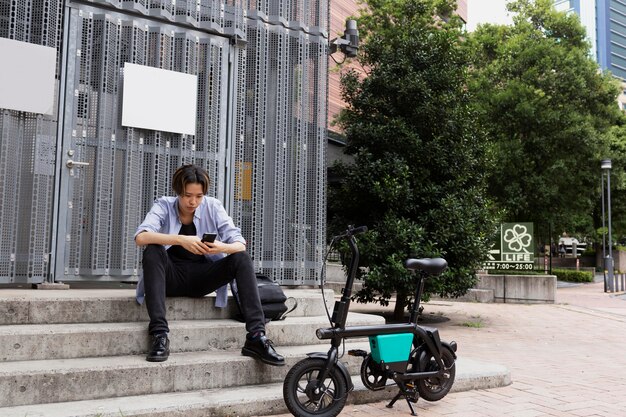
333, 225, 368, 240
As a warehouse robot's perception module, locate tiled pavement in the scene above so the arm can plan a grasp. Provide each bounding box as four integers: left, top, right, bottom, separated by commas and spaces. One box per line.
269, 281, 626, 417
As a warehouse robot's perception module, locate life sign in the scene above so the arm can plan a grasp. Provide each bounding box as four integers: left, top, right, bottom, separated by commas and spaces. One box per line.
484, 223, 534, 271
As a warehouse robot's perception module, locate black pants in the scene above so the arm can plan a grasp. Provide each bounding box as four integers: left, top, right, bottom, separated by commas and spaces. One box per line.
142, 245, 265, 336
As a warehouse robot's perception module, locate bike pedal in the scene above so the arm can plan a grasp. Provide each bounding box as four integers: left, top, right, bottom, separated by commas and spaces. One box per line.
348, 349, 368, 357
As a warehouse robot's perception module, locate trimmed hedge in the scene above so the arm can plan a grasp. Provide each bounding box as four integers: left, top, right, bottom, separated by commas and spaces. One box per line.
552, 268, 593, 283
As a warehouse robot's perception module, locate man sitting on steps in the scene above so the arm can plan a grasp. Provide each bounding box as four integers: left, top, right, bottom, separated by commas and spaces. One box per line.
134, 164, 284, 366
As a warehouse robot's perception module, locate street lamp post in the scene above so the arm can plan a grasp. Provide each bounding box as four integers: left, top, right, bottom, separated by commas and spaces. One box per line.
601, 172, 607, 292
601, 159, 614, 292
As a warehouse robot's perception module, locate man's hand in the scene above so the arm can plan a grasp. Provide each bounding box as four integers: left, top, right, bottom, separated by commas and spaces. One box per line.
178, 235, 245, 255
201, 240, 230, 255
201, 240, 246, 255
137, 231, 245, 255
175, 235, 205, 255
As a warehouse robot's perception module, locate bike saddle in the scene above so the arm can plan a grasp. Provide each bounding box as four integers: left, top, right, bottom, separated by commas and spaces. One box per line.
404, 258, 448, 275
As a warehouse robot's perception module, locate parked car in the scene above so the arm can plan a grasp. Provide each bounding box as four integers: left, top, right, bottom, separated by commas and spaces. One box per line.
558, 237, 587, 256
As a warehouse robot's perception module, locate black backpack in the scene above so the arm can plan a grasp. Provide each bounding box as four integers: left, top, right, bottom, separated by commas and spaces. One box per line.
231, 274, 297, 323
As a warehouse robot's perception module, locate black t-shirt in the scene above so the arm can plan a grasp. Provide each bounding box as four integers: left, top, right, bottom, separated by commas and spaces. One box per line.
167, 222, 206, 263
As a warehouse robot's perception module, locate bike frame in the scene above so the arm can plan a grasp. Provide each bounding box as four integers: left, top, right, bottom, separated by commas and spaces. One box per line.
313, 233, 451, 386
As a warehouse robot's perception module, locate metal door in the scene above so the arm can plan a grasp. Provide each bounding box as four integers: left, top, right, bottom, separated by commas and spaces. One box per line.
0, 0, 64, 284
52, 2, 234, 282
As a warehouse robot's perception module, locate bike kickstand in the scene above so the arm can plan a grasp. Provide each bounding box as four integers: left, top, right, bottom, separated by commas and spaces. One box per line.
386, 392, 402, 409
386, 391, 417, 416
404, 397, 417, 416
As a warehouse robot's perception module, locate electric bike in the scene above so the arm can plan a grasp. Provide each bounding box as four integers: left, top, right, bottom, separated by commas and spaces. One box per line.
283, 225, 457, 417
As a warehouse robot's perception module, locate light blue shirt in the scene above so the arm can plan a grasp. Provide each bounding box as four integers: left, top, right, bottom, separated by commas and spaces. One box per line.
134, 196, 246, 307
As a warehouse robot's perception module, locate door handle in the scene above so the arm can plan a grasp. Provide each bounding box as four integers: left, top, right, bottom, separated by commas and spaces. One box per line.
66, 159, 90, 169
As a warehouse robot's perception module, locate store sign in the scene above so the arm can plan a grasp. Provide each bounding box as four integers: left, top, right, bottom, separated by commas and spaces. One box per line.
484, 223, 534, 271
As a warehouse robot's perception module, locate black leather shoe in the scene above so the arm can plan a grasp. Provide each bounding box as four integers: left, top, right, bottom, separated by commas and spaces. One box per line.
146, 334, 170, 362
242, 335, 285, 366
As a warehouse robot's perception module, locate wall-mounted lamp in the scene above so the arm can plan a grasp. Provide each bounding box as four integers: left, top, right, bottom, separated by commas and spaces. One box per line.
330, 19, 359, 60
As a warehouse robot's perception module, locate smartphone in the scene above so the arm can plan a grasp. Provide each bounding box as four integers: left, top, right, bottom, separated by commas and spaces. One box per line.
202, 233, 217, 243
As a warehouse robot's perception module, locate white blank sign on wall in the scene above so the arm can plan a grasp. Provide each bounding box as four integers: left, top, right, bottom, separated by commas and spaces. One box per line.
121, 63, 198, 135
0, 38, 57, 115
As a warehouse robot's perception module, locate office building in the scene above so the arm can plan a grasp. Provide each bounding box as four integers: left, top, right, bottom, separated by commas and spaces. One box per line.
554, 0, 626, 106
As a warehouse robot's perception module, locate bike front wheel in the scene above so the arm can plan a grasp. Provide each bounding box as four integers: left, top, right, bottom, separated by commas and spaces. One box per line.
283, 358, 348, 417
417, 346, 456, 401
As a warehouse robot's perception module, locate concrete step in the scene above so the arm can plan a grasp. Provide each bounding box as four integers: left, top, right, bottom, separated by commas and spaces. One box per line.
0, 342, 373, 407
323, 280, 363, 295
0, 357, 511, 416
0, 312, 384, 362
464, 288, 495, 303
325, 262, 346, 281
433, 288, 495, 303
0, 286, 514, 415
0, 288, 333, 325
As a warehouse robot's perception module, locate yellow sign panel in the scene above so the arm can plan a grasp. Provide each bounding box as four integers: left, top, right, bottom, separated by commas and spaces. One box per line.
235, 161, 252, 201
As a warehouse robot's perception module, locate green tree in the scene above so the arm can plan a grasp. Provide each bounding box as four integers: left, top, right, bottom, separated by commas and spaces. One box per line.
466, 0, 624, 243
598, 124, 626, 244
329, 0, 494, 320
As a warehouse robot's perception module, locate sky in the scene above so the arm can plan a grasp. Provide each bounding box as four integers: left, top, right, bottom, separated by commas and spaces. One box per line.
466, 0, 514, 32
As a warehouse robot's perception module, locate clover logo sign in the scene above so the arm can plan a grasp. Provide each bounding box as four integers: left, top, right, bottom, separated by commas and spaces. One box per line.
503, 224, 532, 253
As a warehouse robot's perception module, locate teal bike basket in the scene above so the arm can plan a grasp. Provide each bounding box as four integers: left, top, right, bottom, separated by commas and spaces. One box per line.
368, 333, 413, 364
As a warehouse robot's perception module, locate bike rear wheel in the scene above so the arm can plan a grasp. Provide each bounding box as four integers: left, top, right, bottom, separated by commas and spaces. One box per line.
283, 358, 348, 417
417, 346, 456, 401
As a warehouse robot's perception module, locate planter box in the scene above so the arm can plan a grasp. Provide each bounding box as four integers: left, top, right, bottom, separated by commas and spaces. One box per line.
476, 274, 556, 304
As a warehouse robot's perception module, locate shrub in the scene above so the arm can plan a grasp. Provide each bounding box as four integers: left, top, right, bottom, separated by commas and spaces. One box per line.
552, 268, 593, 283
582, 248, 596, 257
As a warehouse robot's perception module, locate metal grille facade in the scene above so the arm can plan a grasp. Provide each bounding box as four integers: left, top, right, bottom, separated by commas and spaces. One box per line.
0, 0, 328, 285
237, 18, 327, 283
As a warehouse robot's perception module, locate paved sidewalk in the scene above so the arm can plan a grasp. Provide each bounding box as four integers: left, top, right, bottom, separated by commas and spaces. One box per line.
269, 282, 626, 417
